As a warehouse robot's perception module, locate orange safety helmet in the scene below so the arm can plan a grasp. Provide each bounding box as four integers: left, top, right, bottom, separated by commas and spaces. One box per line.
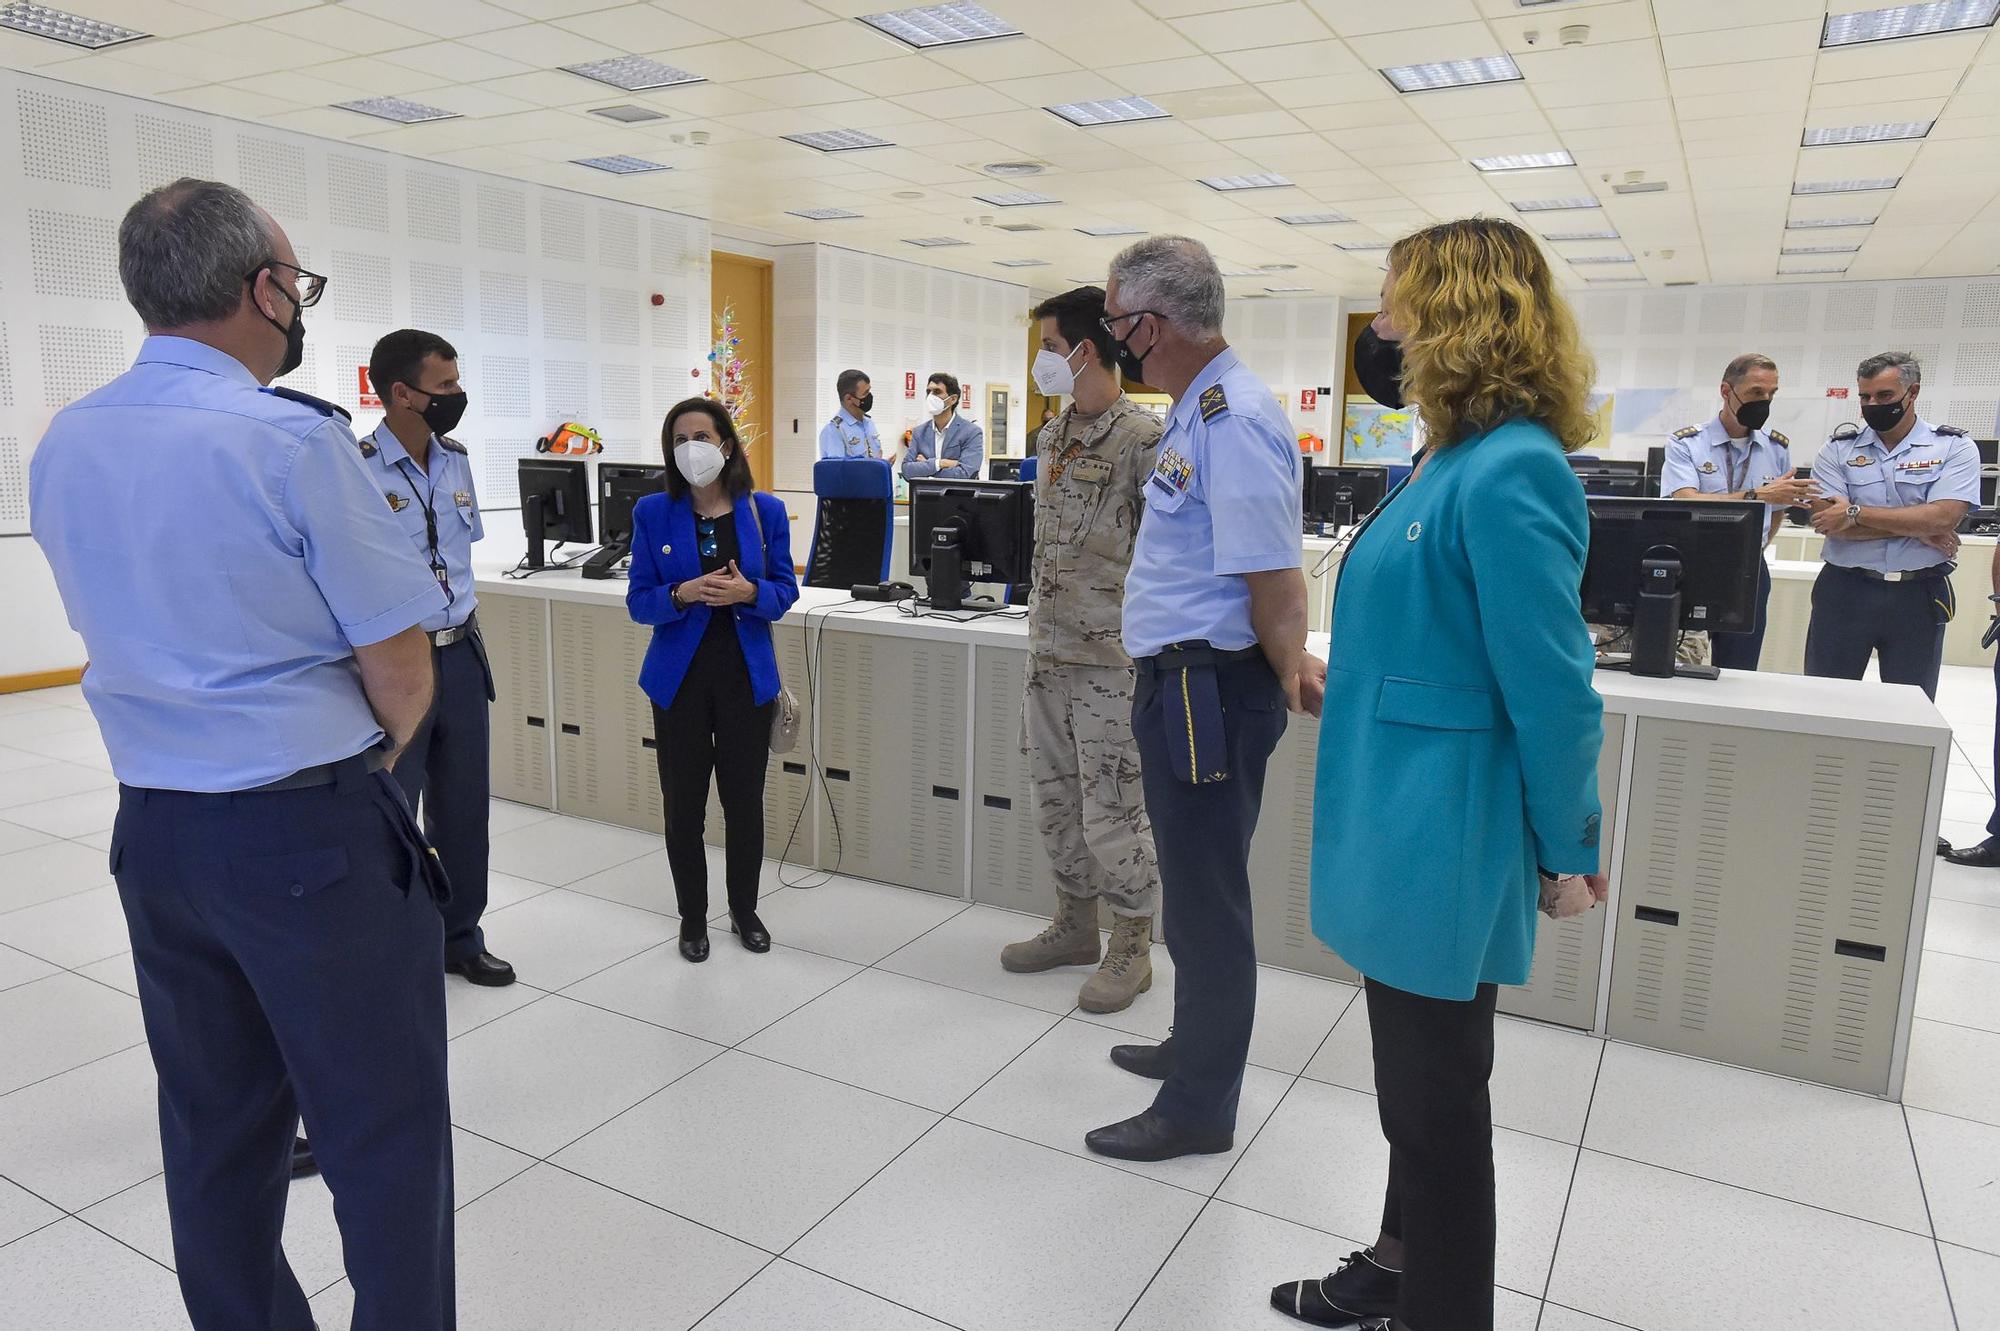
536, 421, 603, 455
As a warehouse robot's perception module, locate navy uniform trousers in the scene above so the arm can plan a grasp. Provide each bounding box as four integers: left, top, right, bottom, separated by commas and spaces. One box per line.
1130, 648, 1287, 1134
111, 758, 455, 1331
393, 630, 494, 964
1710, 559, 1772, 671
1803, 563, 1952, 700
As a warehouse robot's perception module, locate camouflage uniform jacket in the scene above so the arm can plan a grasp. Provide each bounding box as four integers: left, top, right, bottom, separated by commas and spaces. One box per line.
1028, 394, 1163, 667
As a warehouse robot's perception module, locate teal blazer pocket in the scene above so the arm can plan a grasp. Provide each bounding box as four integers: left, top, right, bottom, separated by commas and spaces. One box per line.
1377, 677, 1496, 731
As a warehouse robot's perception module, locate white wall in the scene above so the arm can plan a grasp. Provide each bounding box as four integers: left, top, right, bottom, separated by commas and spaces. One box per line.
1224, 296, 1344, 446
0, 67, 712, 676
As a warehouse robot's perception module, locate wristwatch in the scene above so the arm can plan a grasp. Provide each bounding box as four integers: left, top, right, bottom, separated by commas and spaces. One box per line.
1742, 487, 1758, 502
1846, 502, 1862, 523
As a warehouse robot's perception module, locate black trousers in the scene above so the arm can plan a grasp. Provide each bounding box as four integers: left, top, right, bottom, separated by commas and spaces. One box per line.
1986, 646, 2000, 842
1709, 558, 1771, 671
1803, 563, 1951, 700
1368, 977, 1499, 1331
111, 764, 454, 1331
1130, 651, 1287, 1135
392, 633, 493, 963
653, 628, 775, 923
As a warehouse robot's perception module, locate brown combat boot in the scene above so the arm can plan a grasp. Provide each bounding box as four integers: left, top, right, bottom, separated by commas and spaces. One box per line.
1000, 891, 1101, 973
1078, 914, 1153, 1014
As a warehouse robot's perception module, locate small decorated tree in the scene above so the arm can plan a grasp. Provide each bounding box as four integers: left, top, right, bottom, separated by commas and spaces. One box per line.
707, 305, 758, 445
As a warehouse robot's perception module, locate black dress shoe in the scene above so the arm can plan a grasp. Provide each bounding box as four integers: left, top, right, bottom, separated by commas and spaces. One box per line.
1271, 1248, 1401, 1327
1938, 836, 1953, 858
679, 928, 710, 963
730, 910, 771, 953
291, 1136, 318, 1180
1084, 1108, 1231, 1162
1109, 1034, 1174, 1080
445, 951, 517, 987
1943, 838, 2000, 868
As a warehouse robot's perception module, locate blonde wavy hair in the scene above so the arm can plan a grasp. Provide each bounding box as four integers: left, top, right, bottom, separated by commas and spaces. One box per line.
1385, 217, 1598, 452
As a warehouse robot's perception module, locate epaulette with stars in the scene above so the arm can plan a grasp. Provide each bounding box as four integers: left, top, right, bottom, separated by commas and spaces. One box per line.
1672, 424, 1701, 440
1768, 429, 1789, 447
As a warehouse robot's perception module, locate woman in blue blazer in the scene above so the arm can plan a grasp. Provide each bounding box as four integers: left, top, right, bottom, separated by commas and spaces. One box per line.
628, 398, 798, 963
1273, 219, 1607, 1331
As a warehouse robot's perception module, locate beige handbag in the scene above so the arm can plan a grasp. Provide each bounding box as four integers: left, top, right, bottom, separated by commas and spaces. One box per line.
747, 493, 802, 754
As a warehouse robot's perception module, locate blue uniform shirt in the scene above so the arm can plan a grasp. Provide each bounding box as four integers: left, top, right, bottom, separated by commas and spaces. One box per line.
29, 336, 447, 792
901, 412, 985, 481
1122, 348, 1303, 660
360, 421, 483, 632
817, 408, 882, 460
1811, 417, 1981, 574
1660, 415, 1792, 521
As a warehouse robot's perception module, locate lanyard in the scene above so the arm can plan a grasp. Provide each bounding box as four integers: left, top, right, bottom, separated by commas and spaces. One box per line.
1724, 439, 1751, 493
395, 454, 455, 611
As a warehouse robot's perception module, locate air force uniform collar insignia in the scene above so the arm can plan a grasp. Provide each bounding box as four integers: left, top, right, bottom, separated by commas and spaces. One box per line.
356, 436, 377, 458
1198, 384, 1228, 423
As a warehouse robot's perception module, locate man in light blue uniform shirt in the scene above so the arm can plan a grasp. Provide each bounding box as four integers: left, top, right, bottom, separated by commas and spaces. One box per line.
901, 371, 985, 480
1660, 352, 1817, 670
817, 367, 883, 459
28, 179, 456, 1331
1805, 351, 1978, 700
1085, 236, 1310, 1165
362, 328, 514, 988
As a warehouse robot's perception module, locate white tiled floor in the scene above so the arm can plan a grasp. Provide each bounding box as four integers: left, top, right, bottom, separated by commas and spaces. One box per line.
6, 674, 2000, 1329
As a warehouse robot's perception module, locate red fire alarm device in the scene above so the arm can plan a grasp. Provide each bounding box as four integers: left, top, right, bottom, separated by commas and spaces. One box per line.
358, 366, 381, 410
1300, 387, 1318, 412
905, 371, 918, 399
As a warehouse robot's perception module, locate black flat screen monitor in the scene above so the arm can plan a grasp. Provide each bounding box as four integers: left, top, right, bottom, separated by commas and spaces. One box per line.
908, 478, 1034, 612
988, 457, 1027, 482
1976, 438, 1997, 466
1581, 497, 1764, 679
1580, 473, 1649, 499
1305, 466, 1388, 528
597, 465, 665, 542
1645, 445, 1666, 487
517, 457, 592, 569
1568, 454, 1646, 477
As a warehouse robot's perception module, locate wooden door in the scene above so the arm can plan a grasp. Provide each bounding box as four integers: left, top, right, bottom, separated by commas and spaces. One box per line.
710, 251, 774, 487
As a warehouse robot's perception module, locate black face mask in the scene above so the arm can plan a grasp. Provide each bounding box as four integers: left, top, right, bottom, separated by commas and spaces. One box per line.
1109, 313, 1153, 383
1353, 325, 1404, 410
856, 392, 874, 416
1731, 394, 1772, 432
1861, 397, 1909, 434
260, 283, 305, 380
414, 389, 469, 436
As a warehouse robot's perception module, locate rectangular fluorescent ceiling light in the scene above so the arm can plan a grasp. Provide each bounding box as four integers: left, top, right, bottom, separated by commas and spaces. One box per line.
1802, 120, 1933, 145
1787, 215, 1876, 228
785, 129, 893, 152
1821, 1, 1999, 48
0, 2, 145, 47
975, 189, 1058, 206
1793, 177, 1900, 194
1511, 197, 1601, 212
1076, 223, 1144, 237
1611, 179, 1668, 194
571, 155, 670, 175
1264, 284, 1313, 293
1781, 263, 1851, 274
1543, 228, 1620, 241
995, 258, 1049, 268
1381, 54, 1522, 93
1782, 243, 1864, 254
332, 97, 459, 125
1335, 241, 1392, 251
1216, 265, 1261, 277
590, 104, 667, 124
904, 236, 968, 247
1586, 276, 1648, 284
859, 3, 1021, 48
563, 55, 703, 91
995, 221, 1042, 232
1569, 255, 1636, 264
1278, 212, 1353, 226
787, 207, 861, 221
1198, 173, 1294, 191
1471, 150, 1576, 172
1047, 96, 1170, 127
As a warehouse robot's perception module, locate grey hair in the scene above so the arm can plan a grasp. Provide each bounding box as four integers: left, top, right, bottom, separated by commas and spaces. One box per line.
118, 178, 275, 329
1857, 350, 1921, 388
1108, 235, 1225, 338
1722, 352, 1777, 387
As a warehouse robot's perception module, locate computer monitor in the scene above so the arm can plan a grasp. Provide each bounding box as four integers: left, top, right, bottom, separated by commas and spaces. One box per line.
1567, 454, 1646, 477
582, 464, 665, 580
988, 457, 1026, 483
1645, 445, 1666, 488
1305, 465, 1388, 531
517, 457, 592, 570
908, 478, 1034, 612
1580, 473, 1649, 499
1976, 438, 1997, 466
1581, 497, 1765, 680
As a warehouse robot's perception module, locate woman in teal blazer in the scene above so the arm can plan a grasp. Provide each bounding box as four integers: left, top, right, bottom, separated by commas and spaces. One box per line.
1274, 219, 1607, 1331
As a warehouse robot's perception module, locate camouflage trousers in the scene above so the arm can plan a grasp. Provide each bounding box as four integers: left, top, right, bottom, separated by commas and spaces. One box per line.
1022, 658, 1160, 917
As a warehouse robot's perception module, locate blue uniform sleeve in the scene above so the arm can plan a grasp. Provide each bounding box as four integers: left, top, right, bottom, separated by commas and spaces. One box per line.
937, 422, 983, 479
1812, 440, 1852, 501
866, 419, 882, 457
1461, 437, 1605, 875
1935, 437, 1981, 506
1770, 438, 1792, 478
625, 501, 687, 626
1209, 414, 1303, 575
742, 494, 800, 623
817, 420, 841, 460
282, 420, 447, 647
466, 462, 485, 543
1660, 437, 1699, 495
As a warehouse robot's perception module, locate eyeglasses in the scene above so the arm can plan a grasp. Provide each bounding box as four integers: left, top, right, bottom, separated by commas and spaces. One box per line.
246, 259, 326, 309
1099, 309, 1160, 338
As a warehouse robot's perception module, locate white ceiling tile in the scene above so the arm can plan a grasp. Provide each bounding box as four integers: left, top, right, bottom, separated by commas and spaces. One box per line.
656, 41, 806, 82
1255, 75, 1393, 110
1816, 31, 1989, 84
1485, 1, 1657, 51
33, 53, 206, 96
1547, 99, 1673, 132
330, 0, 526, 38
1307, 0, 1482, 36
1101, 55, 1243, 96
1154, 84, 1277, 118
825, 54, 963, 96
0, 30, 102, 68
1296, 99, 1426, 133
1188, 109, 1312, 140
262, 105, 379, 139
459, 22, 615, 67
648, 0, 834, 39
892, 84, 1026, 119
747, 20, 907, 67
925, 38, 1082, 81
1667, 54, 1813, 101
1659, 19, 1820, 69
1170, 2, 1334, 53
480, 0, 628, 17
168, 84, 308, 119
256, 5, 437, 54
1345, 21, 1510, 67
61, 0, 228, 32
734, 70, 875, 109
1213, 38, 1370, 83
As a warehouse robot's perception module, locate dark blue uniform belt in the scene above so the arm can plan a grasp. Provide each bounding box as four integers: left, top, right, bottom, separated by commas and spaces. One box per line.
1828, 561, 1954, 583
247, 744, 391, 793
428, 610, 477, 648
1137, 641, 1265, 785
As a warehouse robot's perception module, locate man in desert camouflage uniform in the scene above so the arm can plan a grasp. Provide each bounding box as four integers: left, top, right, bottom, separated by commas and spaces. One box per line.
1000, 286, 1163, 1013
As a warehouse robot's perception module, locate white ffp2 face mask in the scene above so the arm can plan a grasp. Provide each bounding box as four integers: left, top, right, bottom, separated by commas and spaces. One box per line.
673, 439, 726, 488
1032, 346, 1083, 398
926, 393, 949, 417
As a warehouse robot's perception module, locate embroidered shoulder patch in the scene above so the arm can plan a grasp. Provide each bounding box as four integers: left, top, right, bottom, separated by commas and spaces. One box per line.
1697, 460, 1718, 474
1198, 384, 1228, 423
385, 491, 409, 512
